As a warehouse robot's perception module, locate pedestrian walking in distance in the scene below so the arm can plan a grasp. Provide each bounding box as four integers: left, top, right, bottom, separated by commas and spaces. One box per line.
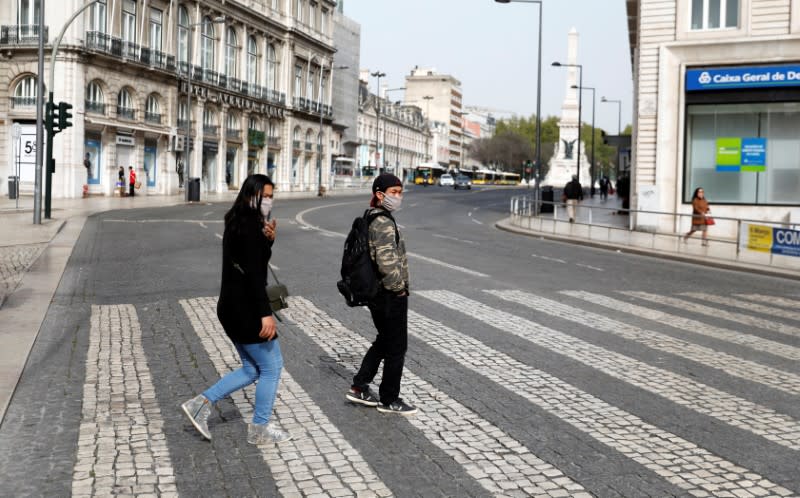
684, 187, 711, 247
128, 166, 136, 197
563, 174, 584, 223
182, 174, 291, 444
346, 173, 417, 415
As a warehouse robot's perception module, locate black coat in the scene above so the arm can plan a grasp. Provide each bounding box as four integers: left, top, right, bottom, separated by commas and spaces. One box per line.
216, 217, 273, 344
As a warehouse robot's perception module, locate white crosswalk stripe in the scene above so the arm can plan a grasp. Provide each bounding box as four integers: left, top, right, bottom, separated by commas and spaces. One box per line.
484, 290, 800, 397
417, 291, 800, 450
180, 298, 392, 497
566, 291, 800, 362
408, 296, 794, 496
735, 293, 800, 309
627, 292, 800, 339
683, 291, 800, 322
73, 305, 177, 497
418, 290, 800, 451
281, 296, 591, 497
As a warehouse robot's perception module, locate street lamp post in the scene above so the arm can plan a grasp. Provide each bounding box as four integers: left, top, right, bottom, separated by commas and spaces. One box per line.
371, 71, 386, 173
572, 84, 595, 194
552, 61, 583, 184
184, 16, 226, 202
317, 62, 349, 196
495, 0, 542, 194
601, 96, 622, 178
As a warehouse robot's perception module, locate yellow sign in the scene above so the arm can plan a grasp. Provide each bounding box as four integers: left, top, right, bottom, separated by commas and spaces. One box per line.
747, 224, 773, 253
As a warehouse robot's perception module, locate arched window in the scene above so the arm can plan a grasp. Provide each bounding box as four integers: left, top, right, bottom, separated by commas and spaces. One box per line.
203, 108, 218, 135
266, 44, 278, 93
293, 126, 301, 148
248, 117, 260, 131
145, 94, 160, 123
200, 17, 216, 71
247, 36, 259, 84
177, 6, 189, 64
225, 27, 238, 77
85, 81, 105, 114
178, 99, 189, 129
117, 88, 135, 119
227, 112, 239, 130
12, 75, 37, 108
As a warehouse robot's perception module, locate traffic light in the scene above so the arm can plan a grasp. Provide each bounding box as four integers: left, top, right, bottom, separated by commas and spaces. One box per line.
45, 101, 57, 135
57, 101, 73, 131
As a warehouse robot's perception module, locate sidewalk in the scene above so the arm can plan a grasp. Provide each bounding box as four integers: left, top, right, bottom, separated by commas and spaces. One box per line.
498, 193, 800, 281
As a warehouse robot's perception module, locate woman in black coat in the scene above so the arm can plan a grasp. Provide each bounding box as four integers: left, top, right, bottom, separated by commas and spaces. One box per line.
181, 174, 290, 445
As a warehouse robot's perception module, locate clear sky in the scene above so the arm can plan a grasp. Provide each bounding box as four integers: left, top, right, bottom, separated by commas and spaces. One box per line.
342, 0, 633, 134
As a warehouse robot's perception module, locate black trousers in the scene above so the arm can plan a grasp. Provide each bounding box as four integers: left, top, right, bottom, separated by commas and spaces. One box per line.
353, 291, 408, 405
129, 183, 135, 196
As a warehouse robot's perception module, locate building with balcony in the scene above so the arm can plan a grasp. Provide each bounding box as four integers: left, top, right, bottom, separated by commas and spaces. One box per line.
1, 0, 338, 199
356, 80, 429, 181
628, 0, 800, 235
404, 67, 463, 169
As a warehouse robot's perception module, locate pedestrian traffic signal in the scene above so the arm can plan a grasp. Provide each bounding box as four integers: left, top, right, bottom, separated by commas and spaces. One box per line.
57, 101, 73, 131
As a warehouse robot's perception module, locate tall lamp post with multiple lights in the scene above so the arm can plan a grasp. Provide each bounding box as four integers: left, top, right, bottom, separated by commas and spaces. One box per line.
601, 96, 622, 179
552, 61, 583, 183
572, 84, 595, 194
495, 0, 543, 193
371, 71, 386, 173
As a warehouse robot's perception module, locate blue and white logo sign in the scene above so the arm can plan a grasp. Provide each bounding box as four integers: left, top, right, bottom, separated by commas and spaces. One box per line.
687, 65, 800, 91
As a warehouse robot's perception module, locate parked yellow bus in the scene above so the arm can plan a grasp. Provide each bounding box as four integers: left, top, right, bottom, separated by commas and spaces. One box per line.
413, 163, 446, 185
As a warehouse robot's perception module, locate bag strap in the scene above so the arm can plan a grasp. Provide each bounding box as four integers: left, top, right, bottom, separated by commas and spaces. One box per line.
268, 264, 281, 285
365, 209, 399, 245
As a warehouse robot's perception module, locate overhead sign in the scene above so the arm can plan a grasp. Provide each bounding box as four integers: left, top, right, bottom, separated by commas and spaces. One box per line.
687, 65, 800, 91
740, 223, 800, 257
716, 137, 767, 172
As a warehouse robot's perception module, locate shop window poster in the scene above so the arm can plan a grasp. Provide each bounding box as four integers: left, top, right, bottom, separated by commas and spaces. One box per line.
715, 137, 766, 172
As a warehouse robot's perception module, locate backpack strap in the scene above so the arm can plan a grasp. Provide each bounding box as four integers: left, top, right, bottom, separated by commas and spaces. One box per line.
365, 209, 399, 245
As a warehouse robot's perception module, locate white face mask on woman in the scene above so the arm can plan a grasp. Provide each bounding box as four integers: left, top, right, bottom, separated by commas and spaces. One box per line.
381, 193, 402, 212
250, 197, 273, 219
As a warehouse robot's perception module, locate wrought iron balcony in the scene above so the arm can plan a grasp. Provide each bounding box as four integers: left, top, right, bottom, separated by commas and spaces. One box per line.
293, 140, 301, 150
203, 125, 218, 136
268, 136, 280, 147
117, 106, 136, 120
85, 100, 105, 114
1, 25, 48, 45
226, 128, 241, 139
177, 119, 189, 130
145, 111, 161, 124
304, 142, 313, 151
10, 96, 37, 108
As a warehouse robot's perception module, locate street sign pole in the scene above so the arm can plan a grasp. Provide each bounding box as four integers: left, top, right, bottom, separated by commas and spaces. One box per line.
33, 0, 46, 224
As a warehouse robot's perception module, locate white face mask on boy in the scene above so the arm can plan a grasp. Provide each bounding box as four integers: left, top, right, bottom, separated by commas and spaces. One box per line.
381, 193, 402, 212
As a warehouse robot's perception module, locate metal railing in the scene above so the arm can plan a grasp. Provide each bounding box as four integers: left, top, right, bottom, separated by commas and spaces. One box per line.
85, 100, 105, 114
226, 128, 241, 139
117, 106, 135, 120
145, 111, 161, 124
10, 96, 37, 108
203, 125, 218, 136
0, 25, 48, 45
509, 193, 800, 269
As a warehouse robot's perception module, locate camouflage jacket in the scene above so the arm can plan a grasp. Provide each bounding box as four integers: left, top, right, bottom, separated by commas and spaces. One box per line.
367, 207, 409, 293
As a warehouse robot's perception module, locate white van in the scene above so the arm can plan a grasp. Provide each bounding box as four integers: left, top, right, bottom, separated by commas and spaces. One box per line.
438, 174, 454, 186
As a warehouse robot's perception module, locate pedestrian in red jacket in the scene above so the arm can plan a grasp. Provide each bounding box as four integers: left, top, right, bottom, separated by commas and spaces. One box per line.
128, 167, 136, 197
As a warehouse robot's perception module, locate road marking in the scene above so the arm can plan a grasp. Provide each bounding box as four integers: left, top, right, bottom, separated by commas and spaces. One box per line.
627, 292, 800, 339
432, 234, 479, 245
202, 211, 214, 217
471, 218, 483, 225
531, 254, 566, 264
420, 290, 800, 451
408, 295, 792, 496
180, 298, 392, 497
493, 290, 800, 397
103, 219, 223, 224
199, 222, 207, 229
565, 291, 800, 362
575, 263, 604, 272
73, 305, 176, 497
295, 203, 490, 278
736, 293, 800, 309
281, 296, 587, 496
214, 233, 223, 240
684, 292, 800, 322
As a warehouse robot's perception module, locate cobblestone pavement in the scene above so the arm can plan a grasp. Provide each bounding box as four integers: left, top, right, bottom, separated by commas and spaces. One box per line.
0, 243, 44, 307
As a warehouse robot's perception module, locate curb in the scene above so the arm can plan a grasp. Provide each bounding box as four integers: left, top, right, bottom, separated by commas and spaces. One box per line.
495, 219, 800, 282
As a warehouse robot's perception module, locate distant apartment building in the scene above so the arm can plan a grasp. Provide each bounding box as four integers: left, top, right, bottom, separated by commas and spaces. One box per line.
356, 80, 429, 180
629, 0, 800, 234
404, 67, 463, 169
1, 0, 339, 199
331, 5, 360, 162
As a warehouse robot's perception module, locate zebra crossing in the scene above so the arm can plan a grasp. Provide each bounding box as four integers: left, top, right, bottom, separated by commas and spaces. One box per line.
74, 290, 800, 497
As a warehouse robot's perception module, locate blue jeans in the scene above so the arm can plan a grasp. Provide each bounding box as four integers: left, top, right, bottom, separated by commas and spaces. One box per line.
203, 340, 283, 425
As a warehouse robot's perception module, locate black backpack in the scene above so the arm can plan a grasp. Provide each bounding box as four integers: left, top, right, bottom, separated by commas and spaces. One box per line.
337, 209, 398, 307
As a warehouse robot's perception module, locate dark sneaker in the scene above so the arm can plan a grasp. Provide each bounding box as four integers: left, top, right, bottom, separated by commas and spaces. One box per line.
346, 387, 379, 407
377, 398, 417, 415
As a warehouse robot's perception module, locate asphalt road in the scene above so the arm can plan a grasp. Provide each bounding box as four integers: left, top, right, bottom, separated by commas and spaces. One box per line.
1, 185, 798, 497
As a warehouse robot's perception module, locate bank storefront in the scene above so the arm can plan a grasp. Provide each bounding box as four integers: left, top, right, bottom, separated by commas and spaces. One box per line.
684, 64, 800, 207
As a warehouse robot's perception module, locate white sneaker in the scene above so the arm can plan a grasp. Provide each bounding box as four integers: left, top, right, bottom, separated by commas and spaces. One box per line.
248, 423, 292, 445
181, 395, 212, 440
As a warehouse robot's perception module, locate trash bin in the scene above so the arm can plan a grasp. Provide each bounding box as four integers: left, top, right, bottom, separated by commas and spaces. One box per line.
8, 176, 18, 200
540, 186, 554, 213
187, 177, 200, 202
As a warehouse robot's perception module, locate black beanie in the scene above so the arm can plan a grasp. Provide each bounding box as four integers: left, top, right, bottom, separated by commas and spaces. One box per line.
372, 173, 402, 194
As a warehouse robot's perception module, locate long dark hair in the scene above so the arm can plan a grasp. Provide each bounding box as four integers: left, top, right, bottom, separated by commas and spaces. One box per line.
691, 187, 704, 200
224, 174, 274, 235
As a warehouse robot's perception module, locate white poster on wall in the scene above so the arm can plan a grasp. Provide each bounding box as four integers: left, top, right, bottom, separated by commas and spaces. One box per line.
17, 124, 41, 183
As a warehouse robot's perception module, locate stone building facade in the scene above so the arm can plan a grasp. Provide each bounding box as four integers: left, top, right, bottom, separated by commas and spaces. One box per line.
1, 0, 337, 199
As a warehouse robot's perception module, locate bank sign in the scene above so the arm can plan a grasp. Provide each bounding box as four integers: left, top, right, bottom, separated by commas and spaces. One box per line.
686, 65, 800, 91
741, 223, 800, 258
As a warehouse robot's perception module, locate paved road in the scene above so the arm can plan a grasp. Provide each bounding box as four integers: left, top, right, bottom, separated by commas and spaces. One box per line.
1, 185, 798, 497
